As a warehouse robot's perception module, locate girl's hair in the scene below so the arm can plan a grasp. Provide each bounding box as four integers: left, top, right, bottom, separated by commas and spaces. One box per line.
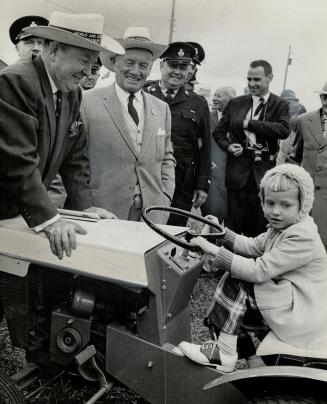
259, 164, 314, 221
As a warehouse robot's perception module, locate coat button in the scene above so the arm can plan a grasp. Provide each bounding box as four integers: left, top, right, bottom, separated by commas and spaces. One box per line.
315, 185, 321, 190
316, 167, 322, 171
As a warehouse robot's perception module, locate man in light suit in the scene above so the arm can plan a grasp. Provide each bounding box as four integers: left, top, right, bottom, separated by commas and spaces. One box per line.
202, 86, 236, 221
214, 60, 290, 236
291, 81, 327, 249
81, 27, 175, 224
0, 11, 124, 258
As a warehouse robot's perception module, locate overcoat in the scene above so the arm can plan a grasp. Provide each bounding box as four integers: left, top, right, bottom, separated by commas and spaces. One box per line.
0, 56, 92, 227
81, 84, 175, 224
216, 216, 327, 348
293, 109, 327, 249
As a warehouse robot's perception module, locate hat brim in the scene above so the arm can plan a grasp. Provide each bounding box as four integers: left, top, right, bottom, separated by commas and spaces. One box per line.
23, 26, 125, 54
314, 90, 327, 95
100, 39, 167, 71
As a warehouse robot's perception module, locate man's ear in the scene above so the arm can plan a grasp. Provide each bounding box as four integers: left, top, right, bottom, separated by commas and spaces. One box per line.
48, 41, 60, 60
159, 60, 164, 70
267, 73, 273, 83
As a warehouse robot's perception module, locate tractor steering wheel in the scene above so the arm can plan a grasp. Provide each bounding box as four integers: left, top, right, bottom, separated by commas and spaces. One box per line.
142, 206, 225, 252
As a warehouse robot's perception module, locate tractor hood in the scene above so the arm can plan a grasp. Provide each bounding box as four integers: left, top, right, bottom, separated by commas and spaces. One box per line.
0, 216, 186, 287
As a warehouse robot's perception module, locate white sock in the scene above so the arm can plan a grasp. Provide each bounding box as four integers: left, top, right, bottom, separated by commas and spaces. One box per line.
218, 331, 238, 356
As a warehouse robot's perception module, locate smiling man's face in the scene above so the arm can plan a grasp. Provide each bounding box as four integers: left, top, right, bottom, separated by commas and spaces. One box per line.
113, 48, 153, 93
48, 42, 99, 92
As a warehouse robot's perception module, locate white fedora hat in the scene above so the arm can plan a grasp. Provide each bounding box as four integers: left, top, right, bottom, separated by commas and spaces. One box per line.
314, 81, 327, 95
23, 11, 125, 55
100, 26, 167, 71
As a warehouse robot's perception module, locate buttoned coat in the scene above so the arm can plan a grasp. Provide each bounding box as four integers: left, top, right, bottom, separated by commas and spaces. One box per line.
220, 216, 327, 348
0, 56, 92, 227
81, 84, 175, 224
293, 109, 327, 248
213, 93, 290, 190
146, 82, 211, 193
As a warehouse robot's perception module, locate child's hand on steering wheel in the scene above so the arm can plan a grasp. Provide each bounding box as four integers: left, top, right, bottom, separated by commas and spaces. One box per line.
190, 236, 220, 256
201, 215, 221, 235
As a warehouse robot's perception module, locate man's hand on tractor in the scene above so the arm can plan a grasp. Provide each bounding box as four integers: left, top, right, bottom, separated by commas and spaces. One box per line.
43, 218, 87, 260
84, 206, 118, 219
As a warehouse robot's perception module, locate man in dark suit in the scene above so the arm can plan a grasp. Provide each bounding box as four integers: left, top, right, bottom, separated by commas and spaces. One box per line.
0, 11, 124, 259
202, 86, 236, 221
214, 60, 290, 236
146, 42, 211, 226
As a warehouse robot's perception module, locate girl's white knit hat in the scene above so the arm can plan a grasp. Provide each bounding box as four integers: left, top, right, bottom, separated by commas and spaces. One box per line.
260, 163, 314, 221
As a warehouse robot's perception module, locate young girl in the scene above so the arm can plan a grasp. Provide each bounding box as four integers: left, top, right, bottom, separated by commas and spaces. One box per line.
179, 163, 327, 372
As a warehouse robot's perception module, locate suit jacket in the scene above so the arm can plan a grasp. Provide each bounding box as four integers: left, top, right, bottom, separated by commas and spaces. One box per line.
81, 84, 175, 224
0, 56, 92, 227
213, 93, 290, 190
293, 109, 327, 248
146, 82, 211, 192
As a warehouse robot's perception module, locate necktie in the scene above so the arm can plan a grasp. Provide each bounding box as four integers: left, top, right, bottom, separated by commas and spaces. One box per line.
128, 93, 139, 126
55, 91, 62, 119
254, 97, 265, 117
165, 89, 175, 104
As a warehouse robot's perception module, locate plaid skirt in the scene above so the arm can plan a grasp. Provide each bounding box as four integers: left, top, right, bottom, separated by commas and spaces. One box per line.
206, 271, 263, 336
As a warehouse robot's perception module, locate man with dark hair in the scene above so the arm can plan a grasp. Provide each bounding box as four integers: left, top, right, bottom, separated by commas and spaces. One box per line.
213, 60, 290, 236
146, 42, 211, 226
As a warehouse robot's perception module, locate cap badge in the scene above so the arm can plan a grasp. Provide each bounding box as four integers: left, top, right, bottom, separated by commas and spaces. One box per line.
29, 21, 37, 27
178, 48, 184, 57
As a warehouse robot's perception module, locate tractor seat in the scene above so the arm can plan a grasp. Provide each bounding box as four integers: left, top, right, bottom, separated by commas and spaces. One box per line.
257, 331, 327, 359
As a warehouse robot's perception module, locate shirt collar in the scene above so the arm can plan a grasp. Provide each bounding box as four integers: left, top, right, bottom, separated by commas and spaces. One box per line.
115, 82, 142, 103
252, 92, 270, 104
43, 63, 58, 95
158, 80, 178, 95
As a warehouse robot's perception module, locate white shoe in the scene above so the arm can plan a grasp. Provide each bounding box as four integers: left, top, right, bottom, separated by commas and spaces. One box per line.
178, 340, 237, 372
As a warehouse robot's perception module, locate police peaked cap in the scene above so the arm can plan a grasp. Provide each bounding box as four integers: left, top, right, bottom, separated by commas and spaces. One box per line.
9, 15, 49, 44
186, 42, 205, 65
160, 41, 196, 64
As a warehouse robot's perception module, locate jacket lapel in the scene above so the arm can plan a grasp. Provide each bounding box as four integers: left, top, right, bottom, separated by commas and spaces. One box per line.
49, 92, 70, 165
103, 85, 138, 158
169, 86, 189, 106
139, 91, 157, 158
33, 57, 56, 148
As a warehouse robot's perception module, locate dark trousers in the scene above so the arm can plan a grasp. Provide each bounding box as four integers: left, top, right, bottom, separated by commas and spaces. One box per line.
227, 171, 267, 237
168, 158, 195, 226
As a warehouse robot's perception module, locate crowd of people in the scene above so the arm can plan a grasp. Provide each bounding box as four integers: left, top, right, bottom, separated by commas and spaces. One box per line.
1, 11, 327, 373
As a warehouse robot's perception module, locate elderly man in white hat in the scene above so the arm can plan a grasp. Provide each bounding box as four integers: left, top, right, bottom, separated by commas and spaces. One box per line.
0, 11, 124, 259
290, 81, 327, 249
81, 27, 175, 223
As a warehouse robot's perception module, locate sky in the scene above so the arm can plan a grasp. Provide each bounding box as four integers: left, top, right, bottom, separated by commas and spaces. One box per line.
1, 0, 326, 110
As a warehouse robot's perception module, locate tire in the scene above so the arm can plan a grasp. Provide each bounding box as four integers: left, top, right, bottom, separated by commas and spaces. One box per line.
247, 394, 327, 403
0, 371, 26, 404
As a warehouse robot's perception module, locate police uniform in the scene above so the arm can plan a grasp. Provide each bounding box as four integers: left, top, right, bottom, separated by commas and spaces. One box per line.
9, 15, 49, 45
145, 42, 211, 226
